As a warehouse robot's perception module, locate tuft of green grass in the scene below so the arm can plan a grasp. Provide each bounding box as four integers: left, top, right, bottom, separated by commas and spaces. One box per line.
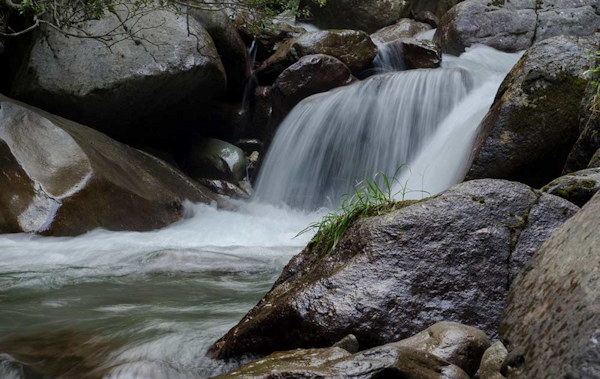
297, 165, 428, 253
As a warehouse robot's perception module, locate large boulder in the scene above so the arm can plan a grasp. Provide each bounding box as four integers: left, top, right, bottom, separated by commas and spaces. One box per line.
0, 95, 218, 236
298, 0, 409, 34
256, 30, 378, 83
541, 168, 600, 207
186, 138, 247, 184
499, 191, 600, 378
191, 8, 250, 97
435, 0, 600, 55
378, 39, 442, 69
10, 8, 226, 140
272, 54, 355, 114
208, 179, 577, 360
211, 345, 469, 379
466, 35, 599, 188
371, 18, 431, 43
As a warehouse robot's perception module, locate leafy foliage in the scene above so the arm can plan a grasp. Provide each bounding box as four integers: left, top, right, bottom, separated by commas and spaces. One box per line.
298, 166, 429, 254
0, 0, 323, 42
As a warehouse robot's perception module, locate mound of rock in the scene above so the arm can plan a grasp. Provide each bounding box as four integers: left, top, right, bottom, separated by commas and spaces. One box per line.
435, 0, 600, 54
371, 18, 432, 43
466, 35, 599, 187
0, 95, 218, 236
10, 8, 226, 140
211, 322, 488, 379
500, 191, 600, 378
209, 179, 577, 360
256, 30, 378, 83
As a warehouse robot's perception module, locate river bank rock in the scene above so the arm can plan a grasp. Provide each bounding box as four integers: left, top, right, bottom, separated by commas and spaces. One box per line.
298, 0, 409, 33
466, 35, 599, 188
541, 168, 600, 207
10, 8, 226, 140
0, 95, 218, 236
371, 18, 432, 43
272, 54, 355, 114
435, 0, 600, 55
499, 191, 600, 378
479, 342, 508, 379
256, 30, 378, 83
388, 39, 442, 69
208, 179, 577, 360
211, 345, 469, 379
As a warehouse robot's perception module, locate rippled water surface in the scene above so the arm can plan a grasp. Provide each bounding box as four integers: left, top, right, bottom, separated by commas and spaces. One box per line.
0, 202, 322, 378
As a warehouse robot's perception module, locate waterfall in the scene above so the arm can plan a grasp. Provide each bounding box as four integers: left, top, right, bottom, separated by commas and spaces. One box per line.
255, 45, 522, 210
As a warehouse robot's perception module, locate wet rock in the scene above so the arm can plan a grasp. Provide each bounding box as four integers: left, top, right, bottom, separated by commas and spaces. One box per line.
396, 39, 442, 69
211, 345, 469, 379
480, 342, 507, 379
256, 30, 378, 83
589, 148, 600, 168
298, 0, 409, 33
197, 179, 250, 199
332, 334, 359, 353
371, 18, 432, 43
415, 11, 440, 28
191, 8, 250, 97
563, 77, 600, 173
541, 168, 600, 207
273, 54, 355, 113
499, 191, 600, 378
395, 322, 490, 377
466, 35, 599, 188
435, 0, 600, 55
187, 138, 247, 184
10, 8, 226, 140
0, 95, 218, 236
255, 23, 307, 61
208, 179, 577, 360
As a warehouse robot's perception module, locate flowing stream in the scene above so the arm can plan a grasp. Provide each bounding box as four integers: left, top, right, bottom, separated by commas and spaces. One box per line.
1, 43, 521, 379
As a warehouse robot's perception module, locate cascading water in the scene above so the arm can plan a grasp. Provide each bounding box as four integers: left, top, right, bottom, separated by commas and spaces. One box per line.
0, 38, 522, 379
255, 45, 522, 209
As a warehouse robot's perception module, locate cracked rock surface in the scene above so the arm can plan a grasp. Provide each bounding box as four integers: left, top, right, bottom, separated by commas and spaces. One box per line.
209, 179, 578, 360
434, 0, 600, 55
500, 191, 600, 378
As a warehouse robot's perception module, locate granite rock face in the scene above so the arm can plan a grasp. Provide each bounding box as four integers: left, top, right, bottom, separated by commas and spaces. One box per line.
209, 179, 577, 360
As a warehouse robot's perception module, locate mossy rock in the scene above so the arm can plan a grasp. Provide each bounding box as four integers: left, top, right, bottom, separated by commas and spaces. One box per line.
541, 168, 600, 207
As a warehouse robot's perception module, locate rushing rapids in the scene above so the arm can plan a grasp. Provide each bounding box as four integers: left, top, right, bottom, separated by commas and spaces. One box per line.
0, 42, 522, 378
255, 45, 522, 209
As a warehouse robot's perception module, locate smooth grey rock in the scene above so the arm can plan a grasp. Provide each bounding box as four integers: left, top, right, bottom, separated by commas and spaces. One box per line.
332, 334, 359, 353
208, 179, 577, 360
210, 345, 469, 379
187, 138, 247, 184
541, 168, 600, 206
0, 95, 218, 236
480, 342, 508, 379
499, 191, 600, 378
395, 322, 490, 377
371, 18, 432, 43
256, 30, 378, 82
10, 8, 226, 139
435, 0, 600, 54
466, 35, 599, 187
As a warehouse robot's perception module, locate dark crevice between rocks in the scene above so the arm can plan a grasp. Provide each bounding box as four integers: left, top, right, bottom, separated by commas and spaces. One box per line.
505, 189, 541, 291
531, 0, 543, 45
